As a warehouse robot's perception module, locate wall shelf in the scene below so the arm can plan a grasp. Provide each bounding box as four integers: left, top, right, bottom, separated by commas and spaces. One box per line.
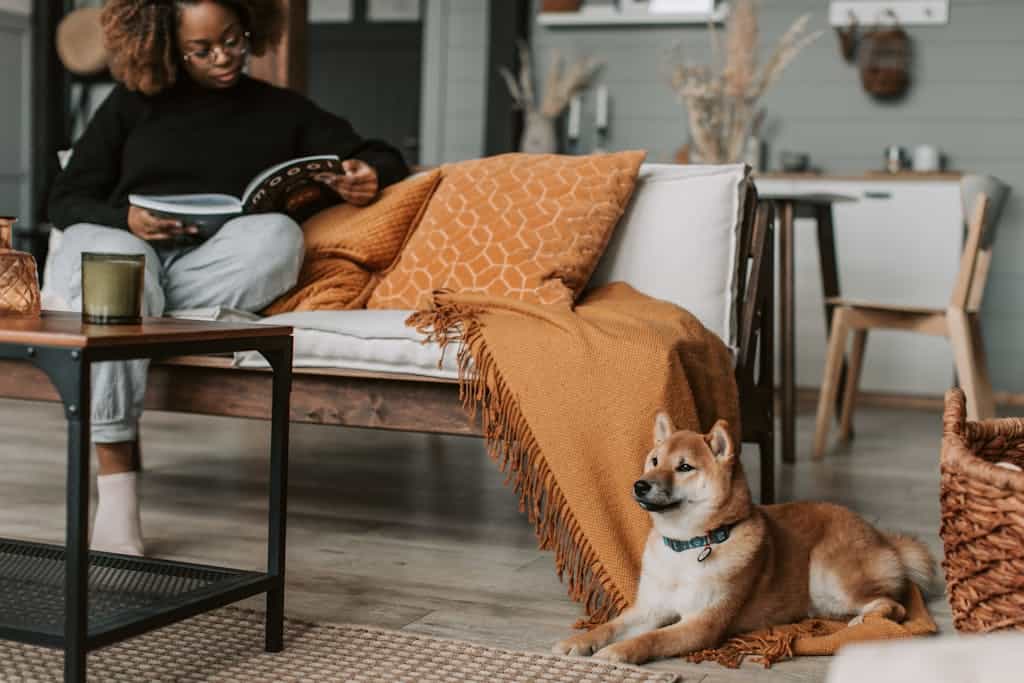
538, 3, 730, 27
829, 1, 949, 27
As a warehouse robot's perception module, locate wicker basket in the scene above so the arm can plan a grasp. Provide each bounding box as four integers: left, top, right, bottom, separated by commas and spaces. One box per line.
940, 388, 1024, 633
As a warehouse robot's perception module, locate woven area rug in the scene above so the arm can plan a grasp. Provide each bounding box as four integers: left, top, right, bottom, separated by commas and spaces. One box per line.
0, 608, 680, 682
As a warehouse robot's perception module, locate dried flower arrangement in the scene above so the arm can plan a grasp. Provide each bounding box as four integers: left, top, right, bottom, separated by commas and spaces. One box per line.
501, 42, 602, 154
667, 0, 822, 164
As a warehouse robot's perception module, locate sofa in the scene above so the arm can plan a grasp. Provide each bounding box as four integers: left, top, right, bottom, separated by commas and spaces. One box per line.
0, 162, 776, 501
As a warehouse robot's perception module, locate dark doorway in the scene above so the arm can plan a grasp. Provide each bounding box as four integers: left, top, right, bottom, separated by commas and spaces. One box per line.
486, 0, 532, 156
307, 0, 422, 164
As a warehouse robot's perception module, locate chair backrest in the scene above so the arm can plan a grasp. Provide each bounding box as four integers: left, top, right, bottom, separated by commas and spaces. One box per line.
950, 174, 1010, 311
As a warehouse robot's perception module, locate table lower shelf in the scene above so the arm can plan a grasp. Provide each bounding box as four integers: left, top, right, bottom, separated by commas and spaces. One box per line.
0, 539, 274, 650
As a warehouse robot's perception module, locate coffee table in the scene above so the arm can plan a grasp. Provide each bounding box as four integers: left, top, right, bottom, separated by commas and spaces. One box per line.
0, 312, 293, 682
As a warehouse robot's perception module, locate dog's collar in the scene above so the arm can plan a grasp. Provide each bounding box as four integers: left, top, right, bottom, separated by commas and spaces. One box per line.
662, 523, 735, 562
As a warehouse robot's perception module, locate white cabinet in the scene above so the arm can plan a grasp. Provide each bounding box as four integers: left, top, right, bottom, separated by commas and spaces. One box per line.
755, 177, 963, 397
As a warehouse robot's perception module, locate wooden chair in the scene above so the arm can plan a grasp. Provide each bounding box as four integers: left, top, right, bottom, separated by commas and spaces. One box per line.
813, 174, 1010, 460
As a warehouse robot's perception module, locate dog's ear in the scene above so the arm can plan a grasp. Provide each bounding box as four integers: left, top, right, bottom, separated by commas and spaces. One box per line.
654, 412, 675, 446
707, 420, 735, 460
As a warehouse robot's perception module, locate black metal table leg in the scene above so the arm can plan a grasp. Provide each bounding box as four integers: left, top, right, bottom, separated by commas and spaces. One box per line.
35, 347, 92, 683
27, 346, 93, 682
263, 340, 293, 652
0, 330, 294, 675
777, 201, 796, 464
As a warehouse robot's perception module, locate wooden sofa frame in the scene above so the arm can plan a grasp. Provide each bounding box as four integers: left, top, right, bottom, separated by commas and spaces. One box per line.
0, 184, 776, 502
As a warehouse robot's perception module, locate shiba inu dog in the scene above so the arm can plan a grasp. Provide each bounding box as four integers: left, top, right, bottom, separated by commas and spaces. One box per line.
554, 414, 935, 665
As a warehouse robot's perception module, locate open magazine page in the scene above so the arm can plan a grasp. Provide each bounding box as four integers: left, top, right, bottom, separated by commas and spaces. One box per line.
242, 154, 343, 222
127, 193, 243, 238
128, 154, 344, 241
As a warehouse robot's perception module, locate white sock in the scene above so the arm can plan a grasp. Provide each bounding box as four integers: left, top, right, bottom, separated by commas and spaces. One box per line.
91, 471, 145, 556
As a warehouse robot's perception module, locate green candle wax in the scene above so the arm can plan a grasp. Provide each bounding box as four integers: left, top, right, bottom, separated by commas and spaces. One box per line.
81, 253, 145, 324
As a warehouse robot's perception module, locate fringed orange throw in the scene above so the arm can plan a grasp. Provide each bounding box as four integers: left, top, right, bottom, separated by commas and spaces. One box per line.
687, 583, 937, 668
409, 282, 740, 625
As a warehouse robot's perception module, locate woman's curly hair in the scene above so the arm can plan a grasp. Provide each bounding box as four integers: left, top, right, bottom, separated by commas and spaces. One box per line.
101, 0, 285, 95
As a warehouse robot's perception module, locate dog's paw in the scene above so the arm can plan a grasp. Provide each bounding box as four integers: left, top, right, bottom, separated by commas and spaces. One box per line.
848, 614, 865, 626
552, 635, 601, 657
593, 643, 641, 665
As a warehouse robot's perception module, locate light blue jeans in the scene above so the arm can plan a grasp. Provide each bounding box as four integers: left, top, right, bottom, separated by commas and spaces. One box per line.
44, 214, 303, 443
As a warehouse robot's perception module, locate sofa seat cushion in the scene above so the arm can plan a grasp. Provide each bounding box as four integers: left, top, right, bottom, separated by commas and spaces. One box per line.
233, 310, 460, 379
232, 307, 734, 378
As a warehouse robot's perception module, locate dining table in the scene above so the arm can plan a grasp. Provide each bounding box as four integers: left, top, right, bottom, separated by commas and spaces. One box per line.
754, 190, 859, 463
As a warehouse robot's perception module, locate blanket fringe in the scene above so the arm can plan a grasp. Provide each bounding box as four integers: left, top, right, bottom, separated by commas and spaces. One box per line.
409, 299, 629, 629
685, 620, 835, 669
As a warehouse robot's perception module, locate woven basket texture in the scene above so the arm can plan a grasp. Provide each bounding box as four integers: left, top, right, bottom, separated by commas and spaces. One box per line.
0, 221, 41, 317
940, 388, 1024, 633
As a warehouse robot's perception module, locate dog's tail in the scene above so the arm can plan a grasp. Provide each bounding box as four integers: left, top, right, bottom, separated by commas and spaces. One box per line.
886, 532, 940, 597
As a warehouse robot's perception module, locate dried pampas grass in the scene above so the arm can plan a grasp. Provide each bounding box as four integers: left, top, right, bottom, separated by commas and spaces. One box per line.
501, 41, 603, 119
667, 0, 821, 164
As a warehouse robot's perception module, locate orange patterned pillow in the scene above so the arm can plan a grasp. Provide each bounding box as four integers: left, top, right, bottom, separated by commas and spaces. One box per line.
302, 169, 441, 269
367, 150, 646, 309
263, 170, 441, 314
262, 259, 373, 315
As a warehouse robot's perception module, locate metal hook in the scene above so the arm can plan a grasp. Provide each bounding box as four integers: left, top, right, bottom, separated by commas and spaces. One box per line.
875, 8, 899, 26
836, 11, 859, 63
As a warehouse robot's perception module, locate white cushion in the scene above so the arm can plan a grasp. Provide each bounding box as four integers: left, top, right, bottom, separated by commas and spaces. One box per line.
589, 163, 749, 347
168, 307, 260, 323
232, 308, 732, 377
234, 310, 460, 379
827, 632, 1024, 683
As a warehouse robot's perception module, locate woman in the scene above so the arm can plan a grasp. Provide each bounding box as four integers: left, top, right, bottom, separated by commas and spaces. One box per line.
47, 0, 409, 556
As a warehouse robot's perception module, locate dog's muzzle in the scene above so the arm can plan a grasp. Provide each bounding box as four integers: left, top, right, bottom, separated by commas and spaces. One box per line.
632, 480, 682, 513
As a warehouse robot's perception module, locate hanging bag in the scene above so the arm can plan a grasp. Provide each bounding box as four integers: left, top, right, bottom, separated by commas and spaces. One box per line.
858, 20, 912, 99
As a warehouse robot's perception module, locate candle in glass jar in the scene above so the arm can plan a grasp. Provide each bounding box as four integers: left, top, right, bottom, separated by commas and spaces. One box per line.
81, 253, 145, 324
567, 94, 581, 140
595, 85, 609, 130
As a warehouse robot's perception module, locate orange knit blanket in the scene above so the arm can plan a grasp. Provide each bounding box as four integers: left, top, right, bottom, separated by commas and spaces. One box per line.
409, 282, 740, 624
410, 281, 938, 665
688, 583, 937, 668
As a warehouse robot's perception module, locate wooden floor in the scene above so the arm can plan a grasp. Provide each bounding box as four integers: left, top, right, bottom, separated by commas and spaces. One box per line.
0, 397, 956, 682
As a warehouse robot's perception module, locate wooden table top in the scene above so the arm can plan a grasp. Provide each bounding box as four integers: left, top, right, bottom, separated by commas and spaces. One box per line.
756, 171, 963, 182
756, 191, 859, 204
0, 311, 291, 349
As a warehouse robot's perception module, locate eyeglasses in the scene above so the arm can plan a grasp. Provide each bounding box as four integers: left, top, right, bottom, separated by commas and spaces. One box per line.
182, 31, 250, 67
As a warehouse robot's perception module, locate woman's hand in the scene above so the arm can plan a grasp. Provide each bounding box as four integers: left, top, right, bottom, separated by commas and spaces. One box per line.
128, 207, 197, 241
316, 159, 379, 207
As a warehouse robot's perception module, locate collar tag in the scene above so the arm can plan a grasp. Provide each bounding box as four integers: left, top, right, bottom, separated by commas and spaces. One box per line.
697, 545, 712, 562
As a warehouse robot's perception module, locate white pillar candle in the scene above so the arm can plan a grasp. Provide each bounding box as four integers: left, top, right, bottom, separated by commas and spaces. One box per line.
595, 85, 609, 130
567, 94, 581, 139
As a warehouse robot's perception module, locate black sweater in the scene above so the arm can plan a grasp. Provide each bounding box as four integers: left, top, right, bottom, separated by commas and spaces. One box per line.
49, 75, 410, 230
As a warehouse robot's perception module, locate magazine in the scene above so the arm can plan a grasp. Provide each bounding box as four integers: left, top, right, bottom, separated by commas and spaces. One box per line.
129, 154, 343, 240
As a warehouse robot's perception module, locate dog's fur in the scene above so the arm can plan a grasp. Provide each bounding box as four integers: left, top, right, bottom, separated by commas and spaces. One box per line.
553, 414, 936, 665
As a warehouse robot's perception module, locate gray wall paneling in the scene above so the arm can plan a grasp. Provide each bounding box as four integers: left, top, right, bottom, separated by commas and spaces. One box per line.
420, 0, 489, 165
0, 10, 32, 229
534, 0, 1024, 394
